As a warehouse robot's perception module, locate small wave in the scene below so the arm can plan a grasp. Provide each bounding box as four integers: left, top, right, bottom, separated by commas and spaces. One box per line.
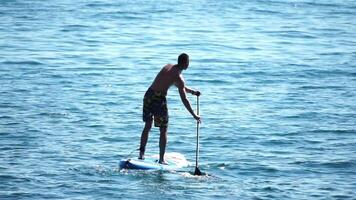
1, 60, 44, 66
69, 118, 89, 123
331, 194, 353, 199
278, 31, 317, 39
36, 112, 69, 118
298, 69, 355, 78
249, 8, 285, 16
293, 160, 355, 169
321, 160, 355, 168
63, 24, 90, 29
99, 136, 122, 142
262, 186, 282, 192
0, 174, 32, 182
239, 71, 269, 76
319, 52, 345, 56
262, 139, 295, 146
86, 3, 115, 8
1, 121, 20, 126
85, 124, 105, 128
199, 79, 231, 84
60, 24, 91, 32
0, 115, 13, 119
252, 166, 279, 173
298, 85, 344, 90
77, 72, 105, 77
310, 129, 355, 134
69, 166, 103, 176
58, 67, 122, 72
304, 1, 347, 9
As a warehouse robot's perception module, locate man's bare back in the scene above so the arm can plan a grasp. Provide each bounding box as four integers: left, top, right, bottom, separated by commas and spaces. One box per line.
150, 64, 182, 94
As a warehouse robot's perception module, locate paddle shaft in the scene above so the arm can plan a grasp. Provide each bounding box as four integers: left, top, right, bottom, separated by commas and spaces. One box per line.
195, 96, 200, 168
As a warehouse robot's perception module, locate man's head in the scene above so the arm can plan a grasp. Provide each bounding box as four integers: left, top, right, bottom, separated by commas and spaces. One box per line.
178, 53, 189, 70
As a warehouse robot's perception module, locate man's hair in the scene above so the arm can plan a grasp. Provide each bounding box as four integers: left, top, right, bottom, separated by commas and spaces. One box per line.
178, 53, 189, 65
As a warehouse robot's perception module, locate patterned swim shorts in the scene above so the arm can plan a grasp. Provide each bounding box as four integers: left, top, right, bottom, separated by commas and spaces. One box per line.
142, 88, 168, 127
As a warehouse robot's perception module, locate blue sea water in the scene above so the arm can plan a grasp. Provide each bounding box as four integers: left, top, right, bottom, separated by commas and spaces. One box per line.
1, 0, 356, 199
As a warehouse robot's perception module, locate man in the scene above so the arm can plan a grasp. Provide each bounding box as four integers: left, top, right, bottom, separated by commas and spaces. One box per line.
139, 53, 201, 164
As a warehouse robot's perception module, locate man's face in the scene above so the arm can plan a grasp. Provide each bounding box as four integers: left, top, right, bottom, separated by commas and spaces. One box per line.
184, 58, 189, 70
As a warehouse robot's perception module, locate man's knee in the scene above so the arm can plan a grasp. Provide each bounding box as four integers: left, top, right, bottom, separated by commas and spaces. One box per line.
159, 126, 167, 133
144, 119, 153, 130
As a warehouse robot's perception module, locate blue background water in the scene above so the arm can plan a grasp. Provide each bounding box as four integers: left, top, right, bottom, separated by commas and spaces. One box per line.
1, 0, 356, 199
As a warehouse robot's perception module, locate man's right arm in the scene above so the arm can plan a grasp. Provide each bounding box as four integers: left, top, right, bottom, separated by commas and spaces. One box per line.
185, 86, 201, 96
176, 78, 200, 122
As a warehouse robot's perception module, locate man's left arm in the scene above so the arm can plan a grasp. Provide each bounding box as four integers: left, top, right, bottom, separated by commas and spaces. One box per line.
175, 75, 201, 96
185, 86, 201, 96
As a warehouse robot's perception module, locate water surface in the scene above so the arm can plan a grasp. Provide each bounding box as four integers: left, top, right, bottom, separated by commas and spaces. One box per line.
1, 0, 355, 199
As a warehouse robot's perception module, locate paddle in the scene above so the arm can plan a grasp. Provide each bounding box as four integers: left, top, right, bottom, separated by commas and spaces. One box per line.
194, 94, 202, 176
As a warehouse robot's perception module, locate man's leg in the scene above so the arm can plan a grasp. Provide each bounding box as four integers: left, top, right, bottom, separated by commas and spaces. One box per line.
139, 118, 153, 159
159, 126, 167, 164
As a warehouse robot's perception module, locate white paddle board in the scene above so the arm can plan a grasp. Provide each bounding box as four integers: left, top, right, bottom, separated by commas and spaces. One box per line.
119, 152, 189, 171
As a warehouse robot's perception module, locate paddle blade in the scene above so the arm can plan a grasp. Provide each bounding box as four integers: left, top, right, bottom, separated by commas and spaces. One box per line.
194, 167, 202, 176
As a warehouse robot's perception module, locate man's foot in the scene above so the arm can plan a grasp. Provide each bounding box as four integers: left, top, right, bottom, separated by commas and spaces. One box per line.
158, 160, 168, 165
138, 149, 145, 160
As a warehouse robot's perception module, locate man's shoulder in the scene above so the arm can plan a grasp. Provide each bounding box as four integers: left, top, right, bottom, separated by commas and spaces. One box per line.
175, 74, 185, 87
164, 63, 173, 68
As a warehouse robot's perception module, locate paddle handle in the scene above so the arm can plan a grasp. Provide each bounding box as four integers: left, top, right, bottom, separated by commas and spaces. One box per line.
197, 95, 200, 115
195, 96, 200, 168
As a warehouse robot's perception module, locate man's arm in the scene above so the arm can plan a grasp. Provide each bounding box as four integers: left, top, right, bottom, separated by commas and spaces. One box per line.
176, 77, 200, 122
185, 86, 201, 96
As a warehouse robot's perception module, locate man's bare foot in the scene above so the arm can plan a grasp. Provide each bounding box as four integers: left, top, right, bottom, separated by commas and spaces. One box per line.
158, 160, 168, 165
138, 150, 145, 160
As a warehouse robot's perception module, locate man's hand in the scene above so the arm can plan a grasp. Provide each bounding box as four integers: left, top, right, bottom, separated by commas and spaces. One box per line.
194, 114, 201, 123
193, 90, 201, 96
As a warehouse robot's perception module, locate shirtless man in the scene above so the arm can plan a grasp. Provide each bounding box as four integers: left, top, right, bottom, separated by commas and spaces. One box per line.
139, 53, 201, 164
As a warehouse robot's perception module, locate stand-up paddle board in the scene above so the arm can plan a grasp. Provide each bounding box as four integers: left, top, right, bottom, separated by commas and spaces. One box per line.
119, 152, 189, 171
